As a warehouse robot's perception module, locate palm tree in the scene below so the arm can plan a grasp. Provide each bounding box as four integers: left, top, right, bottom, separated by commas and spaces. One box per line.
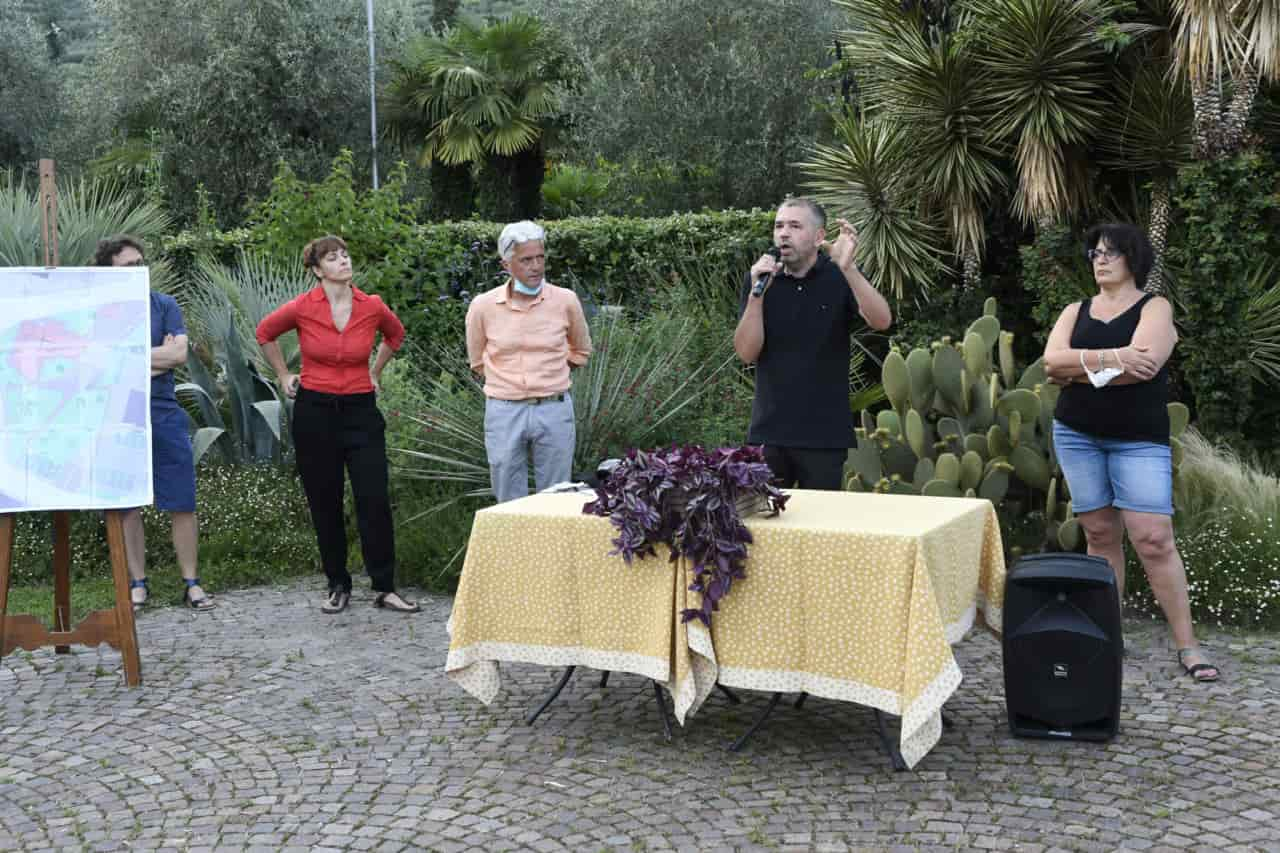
1171, 0, 1280, 158
802, 113, 949, 300
970, 0, 1116, 227
820, 1, 1005, 289
1095, 59, 1195, 291
381, 15, 578, 220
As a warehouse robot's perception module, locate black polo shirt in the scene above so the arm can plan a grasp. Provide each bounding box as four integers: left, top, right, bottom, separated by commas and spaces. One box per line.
739, 253, 858, 448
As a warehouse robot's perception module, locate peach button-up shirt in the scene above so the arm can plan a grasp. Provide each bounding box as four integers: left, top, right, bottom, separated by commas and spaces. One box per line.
465, 279, 592, 400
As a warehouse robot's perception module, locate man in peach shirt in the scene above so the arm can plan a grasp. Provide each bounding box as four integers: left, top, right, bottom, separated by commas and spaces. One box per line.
465, 221, 592, 502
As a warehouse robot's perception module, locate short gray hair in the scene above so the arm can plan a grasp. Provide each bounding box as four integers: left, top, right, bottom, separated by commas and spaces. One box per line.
497, 220, 546, 260
778, 197, 826, 229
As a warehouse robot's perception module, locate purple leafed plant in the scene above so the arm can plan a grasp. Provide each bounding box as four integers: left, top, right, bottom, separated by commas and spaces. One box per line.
583, 445, 789, 626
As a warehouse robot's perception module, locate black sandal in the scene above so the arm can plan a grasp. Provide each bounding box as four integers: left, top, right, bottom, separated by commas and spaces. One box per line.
374, 591, 420, 613
181, 578, 216, 611
129, 578, 149, 612
1177, 648, 1220, 682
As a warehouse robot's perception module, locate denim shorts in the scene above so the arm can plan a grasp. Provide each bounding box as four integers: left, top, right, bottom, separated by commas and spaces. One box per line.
1052, 420, 1173, 516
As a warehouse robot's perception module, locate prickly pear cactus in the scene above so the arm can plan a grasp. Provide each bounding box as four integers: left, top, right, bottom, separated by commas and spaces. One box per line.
846, 298, 1186, 553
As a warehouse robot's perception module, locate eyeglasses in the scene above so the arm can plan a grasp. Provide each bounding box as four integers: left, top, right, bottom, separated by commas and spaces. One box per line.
1086, 248, 1123, 263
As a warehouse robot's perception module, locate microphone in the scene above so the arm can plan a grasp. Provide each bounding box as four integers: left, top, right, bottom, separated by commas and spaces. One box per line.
752, 247, 782, 296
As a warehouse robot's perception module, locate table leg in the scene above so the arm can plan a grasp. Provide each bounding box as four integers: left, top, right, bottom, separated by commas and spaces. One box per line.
728, 691, 783, 752
715, 683, 742, 704
873, 709, 908, 771
651, 680, 673, 742
525, 666, 576, 725
794, 691, 809, 710
599, 670, 610, 689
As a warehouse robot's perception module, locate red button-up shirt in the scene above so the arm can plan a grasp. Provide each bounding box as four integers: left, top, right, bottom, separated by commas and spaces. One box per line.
256, 285, 405, 395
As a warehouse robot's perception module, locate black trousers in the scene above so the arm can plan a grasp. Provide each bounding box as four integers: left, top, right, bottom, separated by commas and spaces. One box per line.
763, 445, 847, 491
292, 389, 396, 593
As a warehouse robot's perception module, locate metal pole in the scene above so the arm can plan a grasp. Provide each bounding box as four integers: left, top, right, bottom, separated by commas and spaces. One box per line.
366, 0, 379, 189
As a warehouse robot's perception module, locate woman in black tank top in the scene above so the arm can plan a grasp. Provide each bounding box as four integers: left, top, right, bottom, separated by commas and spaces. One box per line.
1042, 224, 1219, 682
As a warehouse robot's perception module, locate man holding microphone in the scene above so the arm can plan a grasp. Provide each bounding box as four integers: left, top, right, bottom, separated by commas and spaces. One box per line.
734, 197, 892, 489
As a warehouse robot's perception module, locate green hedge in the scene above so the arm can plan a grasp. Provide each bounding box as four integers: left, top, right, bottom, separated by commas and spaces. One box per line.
163, 208, 774, 347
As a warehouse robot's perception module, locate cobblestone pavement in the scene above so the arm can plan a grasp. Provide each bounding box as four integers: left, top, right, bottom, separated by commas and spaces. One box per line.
2, 579, 1278, 853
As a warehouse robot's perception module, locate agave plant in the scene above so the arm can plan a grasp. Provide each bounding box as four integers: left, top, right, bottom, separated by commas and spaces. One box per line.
391, 304, 739, 500
187, 251, 310, 377
178, 299, 289, 466
176, 252, 311, 465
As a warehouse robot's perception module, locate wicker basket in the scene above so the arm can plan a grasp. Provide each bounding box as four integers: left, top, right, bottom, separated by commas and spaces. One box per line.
663, 489, 768, 519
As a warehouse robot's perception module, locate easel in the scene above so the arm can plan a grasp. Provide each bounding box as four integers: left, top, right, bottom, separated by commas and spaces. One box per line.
0, 158, 142, 686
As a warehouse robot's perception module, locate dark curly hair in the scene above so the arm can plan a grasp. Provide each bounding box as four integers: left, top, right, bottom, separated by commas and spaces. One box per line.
93, 234, 146, 267
1084, 223, 1154, 289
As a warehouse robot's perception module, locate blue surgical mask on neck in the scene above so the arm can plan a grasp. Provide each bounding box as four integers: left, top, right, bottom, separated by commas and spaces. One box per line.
512, 277, 543, 296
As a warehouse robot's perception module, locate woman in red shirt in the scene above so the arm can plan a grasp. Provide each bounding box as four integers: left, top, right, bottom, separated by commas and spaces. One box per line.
256, 235, 419, 614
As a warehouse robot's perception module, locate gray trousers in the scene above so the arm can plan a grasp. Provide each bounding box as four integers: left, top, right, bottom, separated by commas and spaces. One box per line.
484, 393, 576, 503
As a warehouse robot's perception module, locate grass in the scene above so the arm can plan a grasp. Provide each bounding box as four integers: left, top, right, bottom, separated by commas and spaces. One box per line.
2, 577, 119, 628
1175, 429, 1280, 533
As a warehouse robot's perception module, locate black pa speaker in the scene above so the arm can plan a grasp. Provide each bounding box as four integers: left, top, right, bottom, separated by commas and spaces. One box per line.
1003, 553, 1122, 741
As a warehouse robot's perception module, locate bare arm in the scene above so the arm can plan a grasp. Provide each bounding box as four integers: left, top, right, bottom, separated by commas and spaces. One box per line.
150, 333, 188, 375
566, 295, 592, 369
827, 219, 891, 331
733, 254, 780, 364
733, 290, 766, 363
370, 341, 395, 393
1043, 298, 1174, 385
259, 340, 299, 398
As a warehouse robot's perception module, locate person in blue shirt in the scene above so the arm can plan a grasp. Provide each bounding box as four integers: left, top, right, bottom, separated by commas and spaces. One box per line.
94, 236, 214, 611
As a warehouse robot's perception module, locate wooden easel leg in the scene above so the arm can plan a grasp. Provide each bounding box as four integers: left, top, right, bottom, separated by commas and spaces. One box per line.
105, 511, 141, 686
53, 511, 71, 653
0, 515, 13, 657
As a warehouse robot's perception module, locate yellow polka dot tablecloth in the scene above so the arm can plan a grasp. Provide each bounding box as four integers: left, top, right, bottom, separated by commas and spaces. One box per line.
445, 492, 718, 725
445, 489, 1005, 767
712, 489, 1005, 769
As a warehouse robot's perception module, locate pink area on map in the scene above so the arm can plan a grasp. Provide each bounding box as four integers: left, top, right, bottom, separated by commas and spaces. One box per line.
8, 302, 143, 381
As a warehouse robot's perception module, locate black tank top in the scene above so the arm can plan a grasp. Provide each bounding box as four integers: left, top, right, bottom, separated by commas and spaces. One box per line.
1053, 293, 1170, 444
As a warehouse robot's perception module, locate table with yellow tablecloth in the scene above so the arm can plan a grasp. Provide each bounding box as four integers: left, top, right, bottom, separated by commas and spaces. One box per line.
445, 489, 1005, 767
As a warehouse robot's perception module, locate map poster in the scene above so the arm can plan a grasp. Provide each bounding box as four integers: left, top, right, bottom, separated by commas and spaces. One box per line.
0, 267, 152, 512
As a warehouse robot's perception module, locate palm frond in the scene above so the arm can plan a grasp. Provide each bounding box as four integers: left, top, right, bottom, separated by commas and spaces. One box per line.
1097, 61, 1195, 173
1244, 260, 1280, 386
1170, 0, 1247, 85
0, 172, 170, 270
971, 0, 1113, 222
799, 114, 948, 299
1240, 0, 1280, 82
379, 15, 577, 167
834, 2, 1005, 259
